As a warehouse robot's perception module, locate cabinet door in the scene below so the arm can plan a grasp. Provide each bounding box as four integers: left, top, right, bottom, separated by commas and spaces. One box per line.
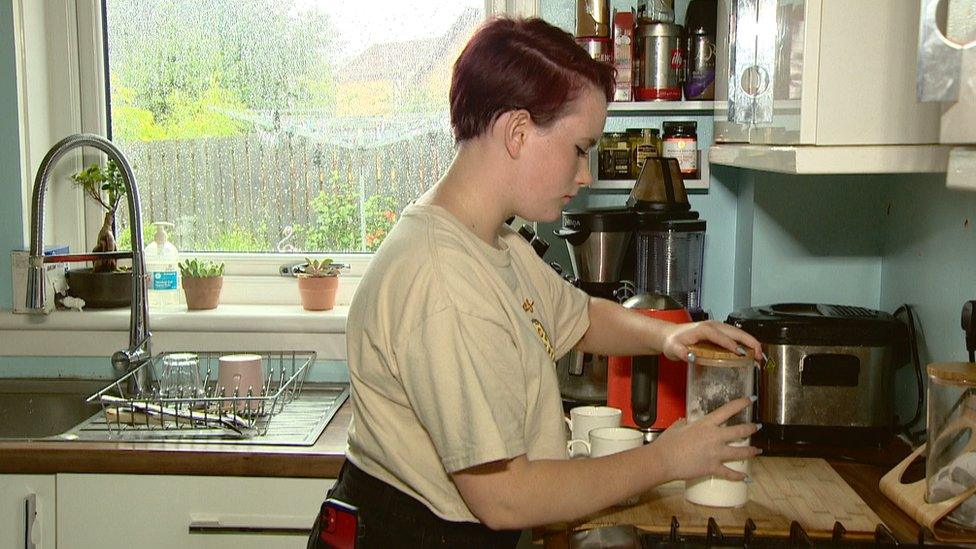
57, 474, 333, 549
0, 475, 56, 549
716, 0, 810, 143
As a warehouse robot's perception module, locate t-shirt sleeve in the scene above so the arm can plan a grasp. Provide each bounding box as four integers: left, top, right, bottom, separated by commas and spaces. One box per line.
538, 258, 591, 359
397, 307, 528, 473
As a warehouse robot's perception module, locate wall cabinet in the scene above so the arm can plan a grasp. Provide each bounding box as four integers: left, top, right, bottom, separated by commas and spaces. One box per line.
0, 475, 56, 549
716, 0, 942, 146
710, 0, 949, 174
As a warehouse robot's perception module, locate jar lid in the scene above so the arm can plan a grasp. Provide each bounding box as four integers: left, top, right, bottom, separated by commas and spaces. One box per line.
663, 120, 698, 135
928, 362, 976, 385
688, 342, 755, 367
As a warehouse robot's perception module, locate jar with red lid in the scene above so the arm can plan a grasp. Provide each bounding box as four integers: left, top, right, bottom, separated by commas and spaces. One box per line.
662, 120, 698, 179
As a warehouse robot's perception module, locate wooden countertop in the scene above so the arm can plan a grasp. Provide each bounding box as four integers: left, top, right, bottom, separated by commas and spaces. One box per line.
0, 402, 351, 478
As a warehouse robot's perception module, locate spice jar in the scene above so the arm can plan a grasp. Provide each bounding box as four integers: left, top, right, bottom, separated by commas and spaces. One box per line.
662, 121, 699, 179
598, 132, 632, 180
684, 342, 755, 508
926, 363, 976, 529
630, 128, 662, 178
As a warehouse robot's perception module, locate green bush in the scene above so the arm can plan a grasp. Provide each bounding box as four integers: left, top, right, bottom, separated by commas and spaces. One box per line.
301, 185, 398, 253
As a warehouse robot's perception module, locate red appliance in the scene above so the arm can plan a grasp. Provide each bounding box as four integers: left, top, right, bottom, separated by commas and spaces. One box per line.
608, 293, 692, 432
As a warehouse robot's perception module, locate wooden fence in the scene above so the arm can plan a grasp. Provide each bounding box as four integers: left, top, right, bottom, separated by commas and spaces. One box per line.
116, 131, 456, 252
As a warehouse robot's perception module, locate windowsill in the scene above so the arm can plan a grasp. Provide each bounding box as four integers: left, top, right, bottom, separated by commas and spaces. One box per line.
0, 304, 350, 333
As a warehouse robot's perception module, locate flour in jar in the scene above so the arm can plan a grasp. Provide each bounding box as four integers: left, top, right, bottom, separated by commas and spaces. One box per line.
687, 364, 751, 425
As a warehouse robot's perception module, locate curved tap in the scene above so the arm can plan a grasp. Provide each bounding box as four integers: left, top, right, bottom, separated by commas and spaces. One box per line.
26, 134, 152, 390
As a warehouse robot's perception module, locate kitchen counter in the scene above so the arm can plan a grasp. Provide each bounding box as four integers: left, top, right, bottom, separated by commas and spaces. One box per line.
0, 401, 351, 478
0, 407, 928, 543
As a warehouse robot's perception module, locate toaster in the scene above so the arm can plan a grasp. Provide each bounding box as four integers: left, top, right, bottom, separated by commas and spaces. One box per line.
727, 303, 908, 445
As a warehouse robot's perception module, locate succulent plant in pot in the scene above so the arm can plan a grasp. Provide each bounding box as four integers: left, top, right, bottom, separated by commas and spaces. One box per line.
65, 160, 131, 308
297, 257, 340, 311
179, 258, 225, 310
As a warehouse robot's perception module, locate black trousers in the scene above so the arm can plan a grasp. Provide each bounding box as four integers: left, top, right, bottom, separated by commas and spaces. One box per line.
307, 460, 521, 549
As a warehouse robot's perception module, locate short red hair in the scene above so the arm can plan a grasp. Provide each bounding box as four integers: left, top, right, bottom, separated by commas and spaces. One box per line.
450, 17, 615, 142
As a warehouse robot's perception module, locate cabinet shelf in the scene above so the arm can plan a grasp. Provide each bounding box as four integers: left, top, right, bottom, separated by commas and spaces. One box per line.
591, 160, 710, 191
608, 101, 716, 115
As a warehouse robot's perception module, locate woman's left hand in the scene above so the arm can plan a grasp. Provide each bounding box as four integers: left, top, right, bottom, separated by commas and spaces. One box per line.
660, 320, 763, 362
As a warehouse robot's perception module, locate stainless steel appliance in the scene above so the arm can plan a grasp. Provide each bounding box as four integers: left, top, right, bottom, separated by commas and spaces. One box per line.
554, 208, 637, 405
727, 303, 908, 445
554, 157, 707, 405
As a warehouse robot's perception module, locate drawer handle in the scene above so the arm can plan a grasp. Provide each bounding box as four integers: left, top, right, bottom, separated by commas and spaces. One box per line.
25, 493, 38, 549
188, 513, 313, 536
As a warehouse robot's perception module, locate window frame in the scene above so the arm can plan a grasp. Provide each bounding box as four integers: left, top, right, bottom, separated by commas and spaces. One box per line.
18, 0, 538, 306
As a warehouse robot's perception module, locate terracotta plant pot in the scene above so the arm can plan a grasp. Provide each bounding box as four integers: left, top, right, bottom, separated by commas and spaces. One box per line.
298, 275, 338, 311
182, 276, 223, 310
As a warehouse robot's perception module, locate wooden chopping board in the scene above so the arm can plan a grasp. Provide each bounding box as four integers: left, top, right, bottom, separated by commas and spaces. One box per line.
574, 457, 883, 539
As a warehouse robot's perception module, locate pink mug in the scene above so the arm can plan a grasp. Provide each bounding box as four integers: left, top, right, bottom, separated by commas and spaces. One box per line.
218, 354, 264, 411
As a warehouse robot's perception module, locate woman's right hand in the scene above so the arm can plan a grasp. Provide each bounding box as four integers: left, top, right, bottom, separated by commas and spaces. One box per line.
649, 397, 761, 482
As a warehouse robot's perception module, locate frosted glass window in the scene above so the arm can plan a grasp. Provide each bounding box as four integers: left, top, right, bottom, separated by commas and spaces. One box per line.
104, 0, 484, 252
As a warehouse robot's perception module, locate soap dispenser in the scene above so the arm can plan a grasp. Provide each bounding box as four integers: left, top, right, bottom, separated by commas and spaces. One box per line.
145, 221, 180, 309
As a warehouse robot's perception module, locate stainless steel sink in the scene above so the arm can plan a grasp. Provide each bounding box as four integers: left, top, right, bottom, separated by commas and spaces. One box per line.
0, 378, 106, 439
56, 382, 349, 446
0, 378, 349, 446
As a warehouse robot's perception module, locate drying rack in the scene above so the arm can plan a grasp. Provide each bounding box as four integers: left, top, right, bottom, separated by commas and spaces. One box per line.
86, 350, 315, 439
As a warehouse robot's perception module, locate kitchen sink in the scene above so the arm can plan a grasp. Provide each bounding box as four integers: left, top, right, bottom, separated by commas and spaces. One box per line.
56, 382, 349, 446
0, 378, 106, 439
0, 378, 349, 446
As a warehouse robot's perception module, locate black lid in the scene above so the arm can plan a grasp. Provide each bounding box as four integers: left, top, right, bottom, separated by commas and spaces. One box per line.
554, 208, 636, 245
663, 120, 697, 135
684, 0, 717, 35
726, 303, 908, 346
634, 210, 705, 232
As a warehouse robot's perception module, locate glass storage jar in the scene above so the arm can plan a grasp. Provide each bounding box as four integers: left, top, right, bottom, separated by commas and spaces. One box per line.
598, 132, 632, 180
683, 342, 755, 507
926, 362, 976, 529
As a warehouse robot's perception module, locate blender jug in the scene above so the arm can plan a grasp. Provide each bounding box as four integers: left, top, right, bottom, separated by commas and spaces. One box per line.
634, 218, 705, 314
628, 157, 706, 316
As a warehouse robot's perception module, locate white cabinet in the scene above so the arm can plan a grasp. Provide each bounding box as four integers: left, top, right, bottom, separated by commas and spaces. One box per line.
57, 474, 333, 549
714, 0, 944, 149
0, 475, 56, 549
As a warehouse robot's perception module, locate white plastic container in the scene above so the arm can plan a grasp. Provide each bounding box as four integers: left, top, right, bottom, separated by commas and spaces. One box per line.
145, 222, 180, 310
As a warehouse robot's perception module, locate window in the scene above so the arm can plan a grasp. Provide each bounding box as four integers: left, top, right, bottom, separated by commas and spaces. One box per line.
102, 0, 486, 255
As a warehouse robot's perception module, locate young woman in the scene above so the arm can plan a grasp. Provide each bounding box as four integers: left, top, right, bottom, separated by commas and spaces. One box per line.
309, 16, 763, 548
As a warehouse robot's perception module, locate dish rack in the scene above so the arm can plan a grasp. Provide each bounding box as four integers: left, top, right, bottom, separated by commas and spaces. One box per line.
86, 350, 315, 439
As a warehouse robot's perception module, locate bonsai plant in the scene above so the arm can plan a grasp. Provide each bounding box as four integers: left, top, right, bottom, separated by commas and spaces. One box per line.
179, 258, 225, 310
297, 257, 340, 311
66, 159, 131, 308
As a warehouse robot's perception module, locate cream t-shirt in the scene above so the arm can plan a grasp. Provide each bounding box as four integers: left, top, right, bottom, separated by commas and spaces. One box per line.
344, 203, 591, 522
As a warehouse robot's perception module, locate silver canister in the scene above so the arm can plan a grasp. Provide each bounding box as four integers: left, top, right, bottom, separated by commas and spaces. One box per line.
636, 21, 685, 101
684, 29, 716, 100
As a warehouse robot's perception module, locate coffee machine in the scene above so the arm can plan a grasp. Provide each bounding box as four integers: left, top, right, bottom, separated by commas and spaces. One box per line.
555, 157, 706, 408
554, 208, 636, 405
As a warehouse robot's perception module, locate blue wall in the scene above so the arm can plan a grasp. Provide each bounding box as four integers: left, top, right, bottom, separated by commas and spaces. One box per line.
0, 0, 24, 311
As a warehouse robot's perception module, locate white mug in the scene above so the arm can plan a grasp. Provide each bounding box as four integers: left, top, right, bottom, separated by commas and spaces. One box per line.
565, 406, 622, 458
578, 426, 645, 458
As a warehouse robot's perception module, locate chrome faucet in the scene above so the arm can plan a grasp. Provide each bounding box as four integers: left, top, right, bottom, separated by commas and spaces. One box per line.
26, 134, 152, 392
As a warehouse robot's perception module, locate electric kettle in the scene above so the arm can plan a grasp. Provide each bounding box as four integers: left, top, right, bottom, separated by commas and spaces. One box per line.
607, 293, 691, 434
